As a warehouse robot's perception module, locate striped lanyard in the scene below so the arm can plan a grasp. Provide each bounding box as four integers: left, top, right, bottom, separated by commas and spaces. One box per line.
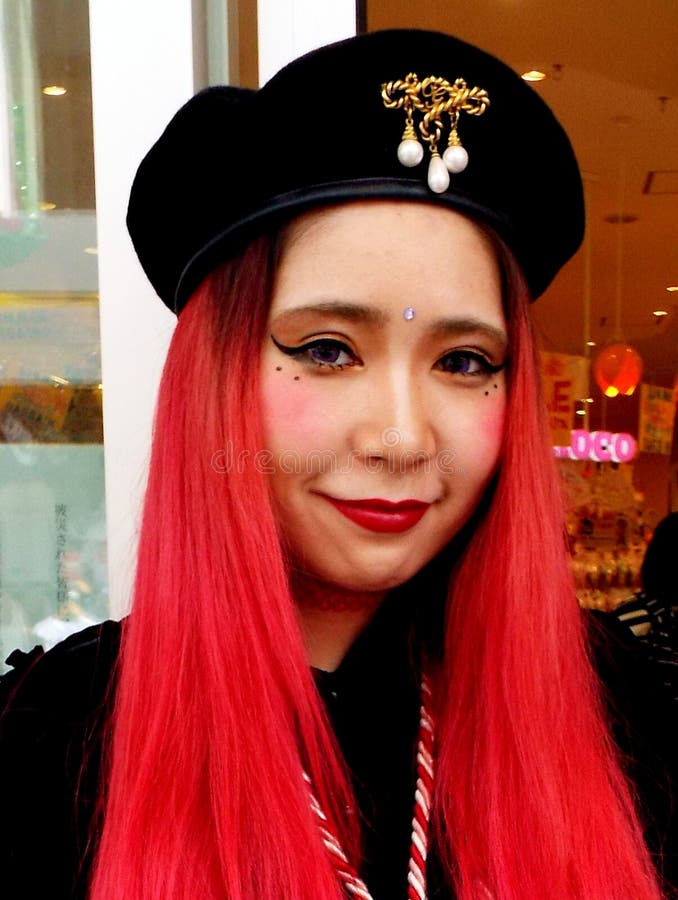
305, 674, 434, 900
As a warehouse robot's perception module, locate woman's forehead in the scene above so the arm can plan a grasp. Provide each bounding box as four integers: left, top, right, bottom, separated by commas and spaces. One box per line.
272, 201, 504, 326
280, 199, 493, 249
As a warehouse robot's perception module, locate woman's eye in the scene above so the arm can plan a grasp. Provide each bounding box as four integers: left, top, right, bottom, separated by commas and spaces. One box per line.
306, 340, 356, 367
271, 335, 360, 369
435, 349, 503, 377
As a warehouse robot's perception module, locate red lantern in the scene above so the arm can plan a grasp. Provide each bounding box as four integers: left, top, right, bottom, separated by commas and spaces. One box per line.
593, 343, 643, 398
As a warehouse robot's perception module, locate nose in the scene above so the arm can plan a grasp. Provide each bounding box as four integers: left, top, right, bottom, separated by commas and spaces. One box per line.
350, 367, 437, 468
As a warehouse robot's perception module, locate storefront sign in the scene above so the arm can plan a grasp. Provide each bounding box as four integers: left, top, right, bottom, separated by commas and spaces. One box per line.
540, 352, 590, 446
554, 429, 637, 463
638, 384, 675, 455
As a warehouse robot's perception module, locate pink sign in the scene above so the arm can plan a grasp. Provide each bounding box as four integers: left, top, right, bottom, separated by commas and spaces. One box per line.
554, 429, 637, 463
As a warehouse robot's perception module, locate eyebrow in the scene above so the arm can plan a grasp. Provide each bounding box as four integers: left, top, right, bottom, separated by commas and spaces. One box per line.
425, 316, 508, 349
270, 301, 388, 328
270, 301, 507, 348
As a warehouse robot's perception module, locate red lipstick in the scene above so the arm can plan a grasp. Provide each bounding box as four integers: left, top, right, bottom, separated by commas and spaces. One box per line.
323, 496, 431, 534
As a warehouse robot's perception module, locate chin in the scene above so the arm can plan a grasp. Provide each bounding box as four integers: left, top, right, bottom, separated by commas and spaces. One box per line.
338, 571, 410, 593
310, 550, 434, 594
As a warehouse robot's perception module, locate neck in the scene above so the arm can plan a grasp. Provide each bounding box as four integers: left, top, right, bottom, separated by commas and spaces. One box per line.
290, 569, 387, 672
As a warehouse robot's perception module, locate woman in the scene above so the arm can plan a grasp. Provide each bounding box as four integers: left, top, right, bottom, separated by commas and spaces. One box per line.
1, 29, 676, 899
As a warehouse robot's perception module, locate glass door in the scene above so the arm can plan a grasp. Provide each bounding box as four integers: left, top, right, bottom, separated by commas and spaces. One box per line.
0, 0, 106, 663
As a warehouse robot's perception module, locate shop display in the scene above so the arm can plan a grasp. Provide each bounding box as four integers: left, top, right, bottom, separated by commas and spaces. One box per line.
559, 457, 648, 610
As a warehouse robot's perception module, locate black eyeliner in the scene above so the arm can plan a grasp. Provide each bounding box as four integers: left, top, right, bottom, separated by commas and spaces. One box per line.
483, 361, 506, 375
270, 334, 304, 356
436, 349, 507, 377
270, 333, 358, 364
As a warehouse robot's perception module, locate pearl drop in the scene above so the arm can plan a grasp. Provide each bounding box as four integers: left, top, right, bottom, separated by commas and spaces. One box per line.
427, 155, 450, 193
397, 139, 424, 168
443, 145, 469, 174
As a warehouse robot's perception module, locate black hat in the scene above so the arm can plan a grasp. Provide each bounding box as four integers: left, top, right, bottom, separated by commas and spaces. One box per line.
127, 29, 584, 314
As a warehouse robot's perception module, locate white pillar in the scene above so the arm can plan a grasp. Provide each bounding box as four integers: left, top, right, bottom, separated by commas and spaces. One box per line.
91, 1, 356, 617
257, 0, 356, 85
89, 0, 198, 617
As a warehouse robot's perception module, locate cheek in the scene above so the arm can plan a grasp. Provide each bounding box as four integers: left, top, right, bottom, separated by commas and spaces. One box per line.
260, 372, 333, 451
478, 399, 506, 447
445, 393, 506, 469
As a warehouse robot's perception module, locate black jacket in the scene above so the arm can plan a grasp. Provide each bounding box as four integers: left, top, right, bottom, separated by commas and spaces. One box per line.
1, 594, 677, 899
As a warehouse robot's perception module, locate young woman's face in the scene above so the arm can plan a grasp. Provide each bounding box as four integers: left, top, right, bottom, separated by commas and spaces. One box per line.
260, 201, 507, 592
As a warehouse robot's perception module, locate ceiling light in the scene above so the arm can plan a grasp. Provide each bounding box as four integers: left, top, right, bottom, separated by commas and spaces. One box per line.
521, 70, 547, 82
83, 246, 98, 255
39, 201, 56, 211
575, 409, 586, 416
586, 340, 596, 347
584, 397, 594, 404
42, 85, 67, 96
50, 374, 70, 385
666, 286, 678, 292
653, 309, 668, 317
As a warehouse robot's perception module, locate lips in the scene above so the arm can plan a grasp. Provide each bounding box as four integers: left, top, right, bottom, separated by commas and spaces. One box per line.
322, 496, 431, 534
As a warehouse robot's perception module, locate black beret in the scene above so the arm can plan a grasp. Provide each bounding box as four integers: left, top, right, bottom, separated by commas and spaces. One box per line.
127, 29, 584, 313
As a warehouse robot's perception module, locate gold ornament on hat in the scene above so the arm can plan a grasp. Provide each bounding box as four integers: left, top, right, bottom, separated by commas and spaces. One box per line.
382, 73, 490, 193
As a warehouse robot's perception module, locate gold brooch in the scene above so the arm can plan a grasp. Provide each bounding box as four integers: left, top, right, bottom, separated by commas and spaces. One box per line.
382, 74, 490, 193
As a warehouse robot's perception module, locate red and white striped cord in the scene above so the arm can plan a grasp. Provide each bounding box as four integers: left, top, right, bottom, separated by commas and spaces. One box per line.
408, 676, 434, 900
305, 674, 435, 900
303, 769, 372, 899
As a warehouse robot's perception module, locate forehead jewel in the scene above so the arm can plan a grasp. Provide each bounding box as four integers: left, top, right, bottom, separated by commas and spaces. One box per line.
382, 74, 490, 194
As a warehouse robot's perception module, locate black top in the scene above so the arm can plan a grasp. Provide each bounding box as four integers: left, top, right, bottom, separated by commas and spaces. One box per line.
1, 593, 677, 899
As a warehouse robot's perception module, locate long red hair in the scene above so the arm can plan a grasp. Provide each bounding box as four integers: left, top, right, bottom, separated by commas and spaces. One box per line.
90, 231, 662, 898
434, 249, 661, 897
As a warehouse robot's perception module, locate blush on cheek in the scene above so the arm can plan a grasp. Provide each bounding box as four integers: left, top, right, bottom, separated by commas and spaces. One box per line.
480, 406, 506, 442
474, 397, 507, 462
261, 376, 330, 449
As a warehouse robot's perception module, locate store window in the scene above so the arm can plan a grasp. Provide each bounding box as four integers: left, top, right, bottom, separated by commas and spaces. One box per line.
0, 0, 106, 665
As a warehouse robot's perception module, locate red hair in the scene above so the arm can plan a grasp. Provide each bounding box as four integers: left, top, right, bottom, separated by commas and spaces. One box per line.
434, 249, 661, 898
90, 233, 662, 899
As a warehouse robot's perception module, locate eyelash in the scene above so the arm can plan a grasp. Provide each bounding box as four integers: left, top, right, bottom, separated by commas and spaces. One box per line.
434, 350, 505, 378
271, 336, 361, 369
270, 335, 505, 378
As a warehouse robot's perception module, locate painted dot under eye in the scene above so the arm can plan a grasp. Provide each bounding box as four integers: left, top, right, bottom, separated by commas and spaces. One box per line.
276, 367, 282, 371
294, 376, 300, 381
485, 391, 489, 396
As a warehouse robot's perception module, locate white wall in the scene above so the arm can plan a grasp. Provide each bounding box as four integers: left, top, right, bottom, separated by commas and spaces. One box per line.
257, 0, 356, 85
89, 0, 196, 617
